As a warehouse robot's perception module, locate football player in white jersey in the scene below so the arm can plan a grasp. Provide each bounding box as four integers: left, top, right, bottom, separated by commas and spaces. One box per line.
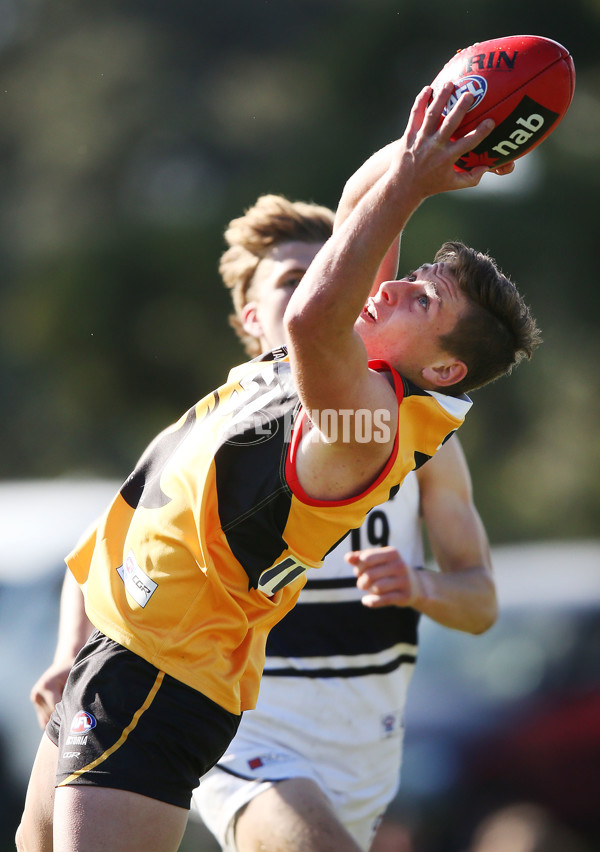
29, 193, 498, 852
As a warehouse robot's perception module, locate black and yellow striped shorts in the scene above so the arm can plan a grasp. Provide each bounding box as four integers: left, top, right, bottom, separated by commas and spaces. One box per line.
46, 629, 241, 808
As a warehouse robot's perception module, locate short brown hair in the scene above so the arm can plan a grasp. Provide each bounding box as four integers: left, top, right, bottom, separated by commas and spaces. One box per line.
436, 241, 542, 394
220, 194, 335, 356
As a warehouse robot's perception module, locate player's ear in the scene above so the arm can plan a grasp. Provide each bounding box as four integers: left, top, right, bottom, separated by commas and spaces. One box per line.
241, 302, 263, 340
421, 359, 467, 388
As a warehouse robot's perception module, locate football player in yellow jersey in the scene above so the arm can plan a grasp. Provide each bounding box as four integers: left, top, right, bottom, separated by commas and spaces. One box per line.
17, 84, 539, 852
192, 194, 498, 852
27, 191, 498, 852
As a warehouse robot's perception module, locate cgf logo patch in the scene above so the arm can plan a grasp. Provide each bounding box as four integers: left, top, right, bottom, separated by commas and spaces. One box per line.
117, 550, 158, 608
70, 710, 97, 734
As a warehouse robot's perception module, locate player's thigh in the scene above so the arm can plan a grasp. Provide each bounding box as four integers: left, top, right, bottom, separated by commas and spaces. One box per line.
235, 777, 363, 852
53, 785, 189, 852
16, 732, 58, 852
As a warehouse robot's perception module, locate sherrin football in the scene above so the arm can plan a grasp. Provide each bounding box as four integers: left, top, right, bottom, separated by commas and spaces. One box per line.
430, 35, 576, 170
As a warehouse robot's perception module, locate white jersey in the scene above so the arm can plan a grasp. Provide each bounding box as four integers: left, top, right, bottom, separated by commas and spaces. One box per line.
193, 471, 423, 851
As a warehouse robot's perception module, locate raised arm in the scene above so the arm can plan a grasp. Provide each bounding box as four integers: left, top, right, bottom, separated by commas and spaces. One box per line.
282, 84, 496, 502
333, 140, 403, 296
332, 99, 515, 297
284, 83, 494, 422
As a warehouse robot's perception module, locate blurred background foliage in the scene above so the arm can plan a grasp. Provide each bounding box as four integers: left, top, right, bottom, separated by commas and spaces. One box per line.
0, 0, 598, 544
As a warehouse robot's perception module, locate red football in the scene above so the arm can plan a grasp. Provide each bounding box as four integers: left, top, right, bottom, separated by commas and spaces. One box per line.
430, 35, 576, 170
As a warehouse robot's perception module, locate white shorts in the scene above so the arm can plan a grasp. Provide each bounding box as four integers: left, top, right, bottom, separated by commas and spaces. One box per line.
192, 747, 385, 852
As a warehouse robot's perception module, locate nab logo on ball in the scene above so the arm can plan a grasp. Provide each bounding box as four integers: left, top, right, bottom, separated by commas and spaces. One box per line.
456, 95, 560, 170
444, 75, 487, 115
70, 711, 97, 734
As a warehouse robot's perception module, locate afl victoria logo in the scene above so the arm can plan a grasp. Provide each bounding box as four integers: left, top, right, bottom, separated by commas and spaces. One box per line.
70, 711, 97, 734
444, 75, 487, 114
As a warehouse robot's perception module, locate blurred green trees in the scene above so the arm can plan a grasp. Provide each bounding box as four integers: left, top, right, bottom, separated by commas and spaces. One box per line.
0, 0, 598, 543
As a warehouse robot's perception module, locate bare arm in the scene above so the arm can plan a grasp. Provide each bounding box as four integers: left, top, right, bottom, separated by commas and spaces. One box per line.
333, 141, 402, 297
283, 85, 496, 501
30, 568, 92, 728
331, 119, 513, 300
415, 435, 497, 632
284, 84, 494, 421
347, 437, 497, 634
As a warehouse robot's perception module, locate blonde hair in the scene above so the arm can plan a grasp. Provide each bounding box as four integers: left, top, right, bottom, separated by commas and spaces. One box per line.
220, 194, 334, 356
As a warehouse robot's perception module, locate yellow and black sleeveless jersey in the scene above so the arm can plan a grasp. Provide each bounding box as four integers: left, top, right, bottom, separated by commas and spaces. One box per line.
67, 348, 471, 714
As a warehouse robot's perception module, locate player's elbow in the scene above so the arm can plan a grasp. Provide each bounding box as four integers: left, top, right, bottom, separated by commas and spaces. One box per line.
284, 302, 320, 352
15, 822, 27, 852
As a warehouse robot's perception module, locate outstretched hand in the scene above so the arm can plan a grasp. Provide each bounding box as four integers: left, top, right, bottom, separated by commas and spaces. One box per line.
391, 82, 512, 198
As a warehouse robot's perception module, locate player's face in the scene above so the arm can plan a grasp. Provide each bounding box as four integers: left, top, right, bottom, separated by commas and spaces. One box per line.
243, 240, 324, 353
355, 262, 469, 387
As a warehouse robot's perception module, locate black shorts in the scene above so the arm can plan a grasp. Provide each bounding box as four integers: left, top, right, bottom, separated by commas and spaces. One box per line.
46, 629, 241, 808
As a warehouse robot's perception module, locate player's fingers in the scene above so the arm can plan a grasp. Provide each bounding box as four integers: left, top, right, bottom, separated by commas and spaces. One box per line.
34, 704, 51, 729
455, 116, 496, 157
434, 88, 476, 139
451, 163, 490, 189
346, 546, 404, 570
404, 86, 435, 143
31, 690, 53, 729
491, 161, 515, 176
417, 84, 454, 140
361, 590, 411, 609
31, 675, 63, 709
357, 571, 410, 595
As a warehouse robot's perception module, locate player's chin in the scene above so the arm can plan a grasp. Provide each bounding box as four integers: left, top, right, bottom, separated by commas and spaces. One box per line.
354, 314, 374, 333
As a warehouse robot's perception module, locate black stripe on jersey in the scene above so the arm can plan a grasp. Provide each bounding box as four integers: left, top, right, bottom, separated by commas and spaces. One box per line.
402, 377, 429, 398
215, 419, 294, 590
263, 651, 417, 679
388, 483, 400, 501
304, 577, 356, 590
120, 408, 198, 510
413, 451, 431, 470
322, 528, 352, 559
265, 599, 419, 659
414, 430, 458, 470
215, 360, 300, 590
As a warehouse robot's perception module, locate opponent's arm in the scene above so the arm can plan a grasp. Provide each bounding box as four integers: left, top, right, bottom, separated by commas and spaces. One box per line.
30, 568, 93, 728
415, 435, 497, 632
347, 437, 497, 634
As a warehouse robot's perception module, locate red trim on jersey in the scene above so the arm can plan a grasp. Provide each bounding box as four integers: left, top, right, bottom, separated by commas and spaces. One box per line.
284, 360, 405, 508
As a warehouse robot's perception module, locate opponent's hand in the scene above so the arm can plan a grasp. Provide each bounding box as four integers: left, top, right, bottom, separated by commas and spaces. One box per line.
346, 546, 424, 609
30, 661, 73, 729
